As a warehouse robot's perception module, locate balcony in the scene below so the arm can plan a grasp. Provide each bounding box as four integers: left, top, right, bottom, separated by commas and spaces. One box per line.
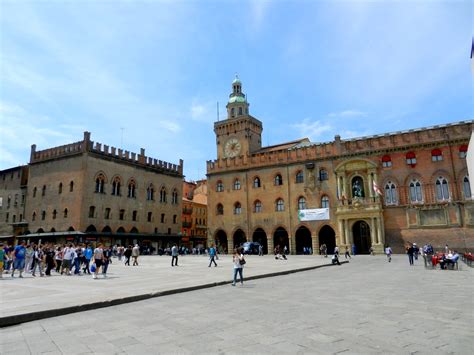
182, 208, 193, 215
336, 197, 382, 215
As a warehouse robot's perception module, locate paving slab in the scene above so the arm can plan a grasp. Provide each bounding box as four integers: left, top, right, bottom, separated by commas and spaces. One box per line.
0, 254, 340, 326
2, 255, 472, 354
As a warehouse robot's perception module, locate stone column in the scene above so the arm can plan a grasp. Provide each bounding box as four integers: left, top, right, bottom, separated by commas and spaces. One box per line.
337, 176, 342, 200
377, 217, 383, 245
370, 218, 377, 246
311, 232, 319, 256
368, 173, 374, 198
267, 236, 274, 255
338, 219, 345, 246
345, 219, 351, 245
290, 233, 296, 255
342, 175, 347, 197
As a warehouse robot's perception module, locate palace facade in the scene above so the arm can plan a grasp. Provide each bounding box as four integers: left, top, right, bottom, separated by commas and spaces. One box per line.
207, 77, 473, 254
0, 132, 184, 250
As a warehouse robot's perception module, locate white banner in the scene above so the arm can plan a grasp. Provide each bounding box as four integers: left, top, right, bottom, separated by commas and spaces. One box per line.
298, 208, 330, 221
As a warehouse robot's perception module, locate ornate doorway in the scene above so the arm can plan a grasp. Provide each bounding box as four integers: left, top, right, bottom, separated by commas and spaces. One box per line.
352, 220, 371, 254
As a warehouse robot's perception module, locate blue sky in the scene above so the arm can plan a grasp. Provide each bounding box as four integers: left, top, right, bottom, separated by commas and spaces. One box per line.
0, 0, 472, 181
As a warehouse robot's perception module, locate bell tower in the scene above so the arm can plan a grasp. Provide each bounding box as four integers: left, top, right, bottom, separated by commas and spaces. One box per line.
214, 76, 263, 160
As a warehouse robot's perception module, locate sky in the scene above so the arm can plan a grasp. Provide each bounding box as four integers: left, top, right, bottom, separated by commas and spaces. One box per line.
0, 0, 472, 181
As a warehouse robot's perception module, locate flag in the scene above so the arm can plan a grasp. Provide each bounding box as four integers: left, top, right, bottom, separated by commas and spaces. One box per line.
373, 180, 382, 196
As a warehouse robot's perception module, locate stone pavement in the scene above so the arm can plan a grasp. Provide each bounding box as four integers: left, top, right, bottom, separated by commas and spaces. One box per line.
1, 255, 472, 354
1, 254, 337, 325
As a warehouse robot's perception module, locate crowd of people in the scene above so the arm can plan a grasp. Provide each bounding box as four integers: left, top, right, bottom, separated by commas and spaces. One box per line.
0, 240, 119, 279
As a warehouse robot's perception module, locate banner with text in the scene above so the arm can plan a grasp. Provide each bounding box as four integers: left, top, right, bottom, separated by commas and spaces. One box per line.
298, 208, 330, 221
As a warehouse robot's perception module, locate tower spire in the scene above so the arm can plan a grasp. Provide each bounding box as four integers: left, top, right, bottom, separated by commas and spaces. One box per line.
226, 75, 249, 119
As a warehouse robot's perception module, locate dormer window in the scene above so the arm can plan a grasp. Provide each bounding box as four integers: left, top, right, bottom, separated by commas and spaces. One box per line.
406, 152, 416, 166
431, 149, 442, 162
382, 155, 392, 168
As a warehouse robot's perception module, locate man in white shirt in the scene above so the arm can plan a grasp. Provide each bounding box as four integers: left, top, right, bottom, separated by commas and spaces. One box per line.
93, 244, 104, 279
61, 244, 75, 276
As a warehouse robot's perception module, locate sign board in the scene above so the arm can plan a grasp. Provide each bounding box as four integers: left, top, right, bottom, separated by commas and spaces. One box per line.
298, 208, 330, 221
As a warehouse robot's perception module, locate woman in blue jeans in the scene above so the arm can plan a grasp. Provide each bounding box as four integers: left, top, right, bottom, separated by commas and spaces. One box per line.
232, 248, 245, 286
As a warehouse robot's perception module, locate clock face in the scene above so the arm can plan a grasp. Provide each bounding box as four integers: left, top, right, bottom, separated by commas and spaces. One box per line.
224, 138, 241, 158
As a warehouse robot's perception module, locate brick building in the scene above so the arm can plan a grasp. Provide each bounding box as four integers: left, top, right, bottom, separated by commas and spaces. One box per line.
181, 180, 208, 248
0, 132, 184, 250
207, 77, 473, 254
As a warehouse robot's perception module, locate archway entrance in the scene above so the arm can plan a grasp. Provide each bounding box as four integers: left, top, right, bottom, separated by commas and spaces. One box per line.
252, 228, 268, 254
318, 225, 336, 254
215, 230, 228, 254
233, 229, 246, 250
295, 226, 312, 254
273, 227, 289, 254
353, 220, 371, 254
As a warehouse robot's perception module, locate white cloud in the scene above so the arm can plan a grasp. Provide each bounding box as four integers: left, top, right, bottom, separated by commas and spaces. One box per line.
327, 110, 367, 118
158, 120, 181, 133
292, 118, 333, 141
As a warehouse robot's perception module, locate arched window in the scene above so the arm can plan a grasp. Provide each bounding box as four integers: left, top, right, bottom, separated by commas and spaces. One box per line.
104, 208, 111, 219
64, 208, 68, 218
58, 183, 63, 194
276, 198, 285, 211
384, 181, 398, 205
42, 185, 46, 196
274, 174, 283, 186
382, 155, 392, 168
160, 187, 167, 203
132, 210, 138, 221
459, 145, 468, 158
172, 189, 179, 204
33, 187, 37, 198
89, 206, 96, 218
406, 152, 417, 166
431, 149, 443, 162
463, 176, 471, 199
253, 177, 261, 188
32, 212, 36, 221
295, 171, 304, 184
216, 203, 224, 215
233, 179, 241, 190
319, 169, 328, 181
254, 200, 262, 213
409, 179, 423, 203
321, 195, 329, 208
238, 107, 243, 115
95, 174, 105, 193
231, 108, 235, 117
52, 209, 57, 219
298, 196, 306, 210
147, 184, 155, 200
41, 210, 46, 220
127, 179, 136, 198
435, 177, 449, 201
112, 177, 121, 196
119, 209, 125, 220
234, 202, 242, 215
216, 180, 224, 192
69, 181, 74, 192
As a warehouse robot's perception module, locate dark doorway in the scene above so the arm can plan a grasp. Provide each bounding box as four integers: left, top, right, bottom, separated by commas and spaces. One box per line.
353, 220, 371, 254
102, 226, 112, 233
273, 227, 289, 254
215, 230, 228, 254
252, 228, 268, 254
86, 225, 97, 233
295, 226, 312, 254
130, 227, 139, 233
318, 225, 336, 254
233, 229, 246, 250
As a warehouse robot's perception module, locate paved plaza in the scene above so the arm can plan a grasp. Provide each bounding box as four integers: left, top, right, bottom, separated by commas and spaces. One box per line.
1, 254, 473, 354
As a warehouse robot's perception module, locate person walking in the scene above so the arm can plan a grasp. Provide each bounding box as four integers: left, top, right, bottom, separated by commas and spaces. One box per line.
385, 245, 393, 262
208, 244, 217, 267
61, 244, 75, 275
258, 244, 263, 256
24, 244, 34, 273
132, 244, 140, 266
124, 245, 132, 266
232, 248, 245, 286
171, 244, 178, 267
54, 246, 63, 273
93, 243, 104, 279
334, 245, 339, 256
83, 244, 93, 274
344, 246, 351, 259
11, 240, 26, 278
0, 242, 5, 278
31, 245, 45, 277
407, 243, 415, 266
44, 245, 55, 276
102, 246, 112, 277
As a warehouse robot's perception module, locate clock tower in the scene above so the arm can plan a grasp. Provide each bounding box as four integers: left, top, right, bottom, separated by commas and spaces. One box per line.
214, 76, 263, 159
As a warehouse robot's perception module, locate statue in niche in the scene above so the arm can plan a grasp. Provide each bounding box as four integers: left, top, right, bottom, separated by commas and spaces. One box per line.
352, 178, 364, 198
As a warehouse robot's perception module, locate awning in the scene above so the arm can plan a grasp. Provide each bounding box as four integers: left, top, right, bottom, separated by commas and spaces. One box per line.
19, 231, 86, 238
0, 235, 14, 240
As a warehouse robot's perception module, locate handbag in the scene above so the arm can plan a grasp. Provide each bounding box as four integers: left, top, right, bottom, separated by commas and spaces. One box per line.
239, 258, 246, 265
90, 263, 96, 273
